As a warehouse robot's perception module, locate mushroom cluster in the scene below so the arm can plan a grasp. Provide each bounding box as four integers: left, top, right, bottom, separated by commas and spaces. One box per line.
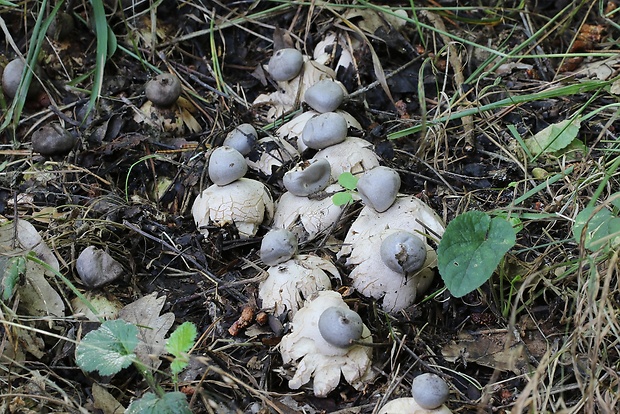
189, 41, 448, 399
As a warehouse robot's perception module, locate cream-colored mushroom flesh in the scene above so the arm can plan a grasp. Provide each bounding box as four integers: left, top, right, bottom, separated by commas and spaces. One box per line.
258, 255, 339, 316
378, 398, 453, 414
273, 184, 344, 242
192, 178, 274, 238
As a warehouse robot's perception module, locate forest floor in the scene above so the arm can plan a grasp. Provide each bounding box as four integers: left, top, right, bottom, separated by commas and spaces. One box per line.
1, 1, 620, 413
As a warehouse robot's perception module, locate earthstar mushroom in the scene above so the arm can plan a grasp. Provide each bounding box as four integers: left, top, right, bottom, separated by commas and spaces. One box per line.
2, 58, 40, 99
301, 112, 348, 150
378, 373, 452, 414
268, 48, 304, 81
192, 178, 274, 238
258, 254, 338, 316
318, 306, 363, 348
279, 290, 374, 397
145, 73, 182, 107
356, 166, 401, 213
380, 230, 427, 274
304, 79, 346, 113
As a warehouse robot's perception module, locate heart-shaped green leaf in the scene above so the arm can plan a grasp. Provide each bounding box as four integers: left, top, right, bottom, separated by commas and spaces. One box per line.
438, 211, 517, 298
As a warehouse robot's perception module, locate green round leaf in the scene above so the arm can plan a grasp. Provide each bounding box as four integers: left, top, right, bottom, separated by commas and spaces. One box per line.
332, 192, 353, 206
438, 211, 517, 298
573, 206, 620, 251
337, 172, 358, 190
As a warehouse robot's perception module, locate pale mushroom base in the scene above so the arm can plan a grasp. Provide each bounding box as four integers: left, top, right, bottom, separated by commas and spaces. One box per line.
378, 398, 453, 414
192, 178, 274, 238
258, 255, 339, 316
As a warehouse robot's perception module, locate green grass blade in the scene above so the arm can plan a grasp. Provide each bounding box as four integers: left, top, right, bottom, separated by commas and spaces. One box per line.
86, 0, 110, 117
387, 79, 614, 139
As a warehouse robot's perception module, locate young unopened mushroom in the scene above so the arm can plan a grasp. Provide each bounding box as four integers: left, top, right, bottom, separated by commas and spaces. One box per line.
2, 58, 41, 99
378, 373, 452, 414
356, 166, 401, 213
223, 123, 258, 155
304, 79, 346, 113
283, 159, 331, 197
301, 112, 348, 150
268, 48, 304, 81
145, 73, 182, 107
260, 228, 298, 266
192, 178, 274, 238
76, 246, 124, 289
208, 146, 248, 186
412, 373, 450, 410
279, 290, 373, 397
31, 123, 77, 156
258, 254, 339, 316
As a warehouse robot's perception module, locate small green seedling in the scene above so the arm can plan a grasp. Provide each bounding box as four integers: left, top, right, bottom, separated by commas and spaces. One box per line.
166, 321, 198, 387
332, 172, 358, 206
438, 211, 517, 298
76, 319, 198, 413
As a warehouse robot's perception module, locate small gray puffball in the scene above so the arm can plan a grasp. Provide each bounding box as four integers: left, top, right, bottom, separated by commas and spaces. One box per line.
318, 306, 364, 348
260, 228, 298, 266
268, 48, 304, 81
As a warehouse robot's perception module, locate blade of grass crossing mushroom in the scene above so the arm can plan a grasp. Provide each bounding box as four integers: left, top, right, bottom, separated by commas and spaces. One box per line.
0, 0, 62, 135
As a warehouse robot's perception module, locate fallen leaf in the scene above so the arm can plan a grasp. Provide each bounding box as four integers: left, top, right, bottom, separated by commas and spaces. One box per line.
118, 292, 175, 371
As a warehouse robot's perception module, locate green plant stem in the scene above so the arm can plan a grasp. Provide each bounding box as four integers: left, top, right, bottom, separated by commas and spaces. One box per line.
0, 0, 63, 135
